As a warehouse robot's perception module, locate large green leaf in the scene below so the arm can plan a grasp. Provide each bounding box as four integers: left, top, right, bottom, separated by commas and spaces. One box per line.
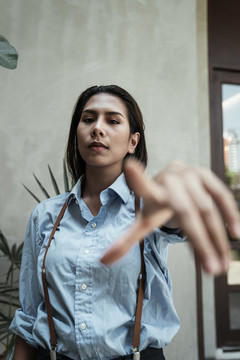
0, 35, 18, 70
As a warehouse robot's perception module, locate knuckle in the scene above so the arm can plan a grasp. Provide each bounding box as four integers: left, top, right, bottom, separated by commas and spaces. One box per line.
166, 160, 185, 173
198, 201, 213, 216
174, 203, 192, 217
160, 172, 178, 186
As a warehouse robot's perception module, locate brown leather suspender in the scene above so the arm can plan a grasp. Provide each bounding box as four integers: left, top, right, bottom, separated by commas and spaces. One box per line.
41, 200, 68, 360
41, 196, 145, 360
132, 197, 145, 360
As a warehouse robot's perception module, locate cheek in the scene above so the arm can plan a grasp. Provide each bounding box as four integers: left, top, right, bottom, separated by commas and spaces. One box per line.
76, 125, 85, 143
120, 131, 132, 149
76, 128, 85, 154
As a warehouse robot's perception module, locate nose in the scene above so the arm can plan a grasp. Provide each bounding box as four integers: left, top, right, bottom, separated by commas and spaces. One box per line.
90, 118, 106, 137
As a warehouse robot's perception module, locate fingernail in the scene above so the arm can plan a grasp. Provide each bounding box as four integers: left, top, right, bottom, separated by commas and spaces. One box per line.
204, 258, 222, 275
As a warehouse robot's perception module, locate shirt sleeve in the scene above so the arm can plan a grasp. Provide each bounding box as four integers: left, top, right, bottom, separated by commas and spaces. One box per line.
9, 208, 42, 348
160, 226, 187, 243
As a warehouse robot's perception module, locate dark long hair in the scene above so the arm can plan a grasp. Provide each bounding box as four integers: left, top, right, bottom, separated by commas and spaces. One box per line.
66, 85, 148, 185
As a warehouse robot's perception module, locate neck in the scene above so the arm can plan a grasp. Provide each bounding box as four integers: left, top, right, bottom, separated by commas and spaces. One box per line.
83, 165, 122, 198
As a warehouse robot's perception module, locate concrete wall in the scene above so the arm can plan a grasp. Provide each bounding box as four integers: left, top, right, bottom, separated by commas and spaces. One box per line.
0, 0, 210, 359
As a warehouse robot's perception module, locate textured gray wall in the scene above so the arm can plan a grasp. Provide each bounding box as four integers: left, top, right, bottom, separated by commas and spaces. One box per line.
0, 0, 210, 359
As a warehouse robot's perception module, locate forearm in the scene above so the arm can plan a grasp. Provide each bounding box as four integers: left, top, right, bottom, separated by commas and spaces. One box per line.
13, 335, 37, 360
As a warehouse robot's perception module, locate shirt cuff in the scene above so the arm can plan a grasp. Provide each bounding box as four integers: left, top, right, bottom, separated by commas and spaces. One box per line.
160, 226, 184, 237
9, 309, 38, 348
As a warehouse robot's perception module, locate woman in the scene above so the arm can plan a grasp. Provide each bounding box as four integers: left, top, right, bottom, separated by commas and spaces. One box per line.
10, 85, 240, 360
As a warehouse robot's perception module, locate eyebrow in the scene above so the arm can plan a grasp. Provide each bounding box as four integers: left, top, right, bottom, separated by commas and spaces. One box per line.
82, 109, 124, 118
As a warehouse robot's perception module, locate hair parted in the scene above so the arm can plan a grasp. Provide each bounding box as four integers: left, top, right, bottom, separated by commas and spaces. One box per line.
66, 85, 148, 185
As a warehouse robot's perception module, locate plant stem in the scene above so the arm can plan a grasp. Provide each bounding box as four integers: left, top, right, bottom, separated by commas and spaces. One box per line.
6, 262, 14, 350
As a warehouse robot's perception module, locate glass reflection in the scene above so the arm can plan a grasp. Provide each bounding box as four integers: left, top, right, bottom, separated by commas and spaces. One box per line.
228, 250, 240, 285
229, 292, 240, 330
222, 84, 240, 207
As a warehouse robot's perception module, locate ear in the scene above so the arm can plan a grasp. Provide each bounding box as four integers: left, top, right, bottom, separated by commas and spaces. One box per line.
128, 132, 140, 154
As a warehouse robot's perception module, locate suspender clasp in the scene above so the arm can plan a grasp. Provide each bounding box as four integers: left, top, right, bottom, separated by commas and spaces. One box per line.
50, 346, 57, 360
132, 347, 140, 360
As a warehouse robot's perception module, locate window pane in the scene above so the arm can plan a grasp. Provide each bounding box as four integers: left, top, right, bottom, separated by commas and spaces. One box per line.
228, 250, 240, 285
222, 84, 240, 207
229, 292, 240, 330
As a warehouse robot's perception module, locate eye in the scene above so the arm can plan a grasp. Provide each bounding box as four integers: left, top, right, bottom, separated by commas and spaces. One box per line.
82, 117, 94, 123
108, 119, 120, 125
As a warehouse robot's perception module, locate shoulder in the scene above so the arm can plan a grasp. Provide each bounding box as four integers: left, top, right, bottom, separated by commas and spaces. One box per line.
25, 193, 70, 249
31, 192, 70, 221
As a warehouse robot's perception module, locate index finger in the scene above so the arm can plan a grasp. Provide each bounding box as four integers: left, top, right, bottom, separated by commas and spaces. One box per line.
100, 207, 173, 265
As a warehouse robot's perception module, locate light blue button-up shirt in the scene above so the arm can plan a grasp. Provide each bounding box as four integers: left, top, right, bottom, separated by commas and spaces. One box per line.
10, 173, 185, 360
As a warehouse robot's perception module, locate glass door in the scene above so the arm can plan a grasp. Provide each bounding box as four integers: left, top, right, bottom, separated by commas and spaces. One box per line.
211, 70, 240, 349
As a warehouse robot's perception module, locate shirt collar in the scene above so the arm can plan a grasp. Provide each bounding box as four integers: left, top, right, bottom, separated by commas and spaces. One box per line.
67, 173, 131, 206
66, 175, 84, 205
107, 173, 131, 204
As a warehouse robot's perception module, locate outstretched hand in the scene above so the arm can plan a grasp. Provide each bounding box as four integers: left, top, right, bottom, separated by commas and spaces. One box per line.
100, 159, 240, 275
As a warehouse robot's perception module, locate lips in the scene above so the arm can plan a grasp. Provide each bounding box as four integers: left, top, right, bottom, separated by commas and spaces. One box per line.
88, 141, 109, 149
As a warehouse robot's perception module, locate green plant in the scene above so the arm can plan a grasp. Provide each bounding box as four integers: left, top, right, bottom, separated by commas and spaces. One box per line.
23, 160, 70, 203
0, 161, 69, 358
0, 34, 19, 359
0, 231, 23, 359
0, 35, 18, 70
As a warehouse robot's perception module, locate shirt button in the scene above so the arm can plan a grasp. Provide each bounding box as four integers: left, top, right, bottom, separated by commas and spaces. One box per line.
84, 249, 89, 254
91, 222, 97, 228
80, 323, 86, 330
81, 284, 87, 290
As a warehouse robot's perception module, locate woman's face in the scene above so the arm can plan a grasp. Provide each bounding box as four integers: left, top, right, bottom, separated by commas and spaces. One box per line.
77, 93, 139, 174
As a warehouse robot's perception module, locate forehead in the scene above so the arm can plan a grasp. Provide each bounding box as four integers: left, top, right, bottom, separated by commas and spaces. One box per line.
83, 93, 128, 116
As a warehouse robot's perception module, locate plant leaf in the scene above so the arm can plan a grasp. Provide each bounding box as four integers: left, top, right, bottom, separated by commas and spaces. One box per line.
33, 173, 51, 198
16, 242, 23, 256
15, 242, 23, 268
0, 310, 10, 320
0, 35, 18, 69
63, 159, 70, 192
5, 340, 16, 360
48, 165, 60, 195
22, 184, 41, 203
0, 230, 11, 258
6, 263, 14, 284
0, 330, 14, 342
0, 284, 19, 294
0, 299, 19, 307
11, 243, 16, 260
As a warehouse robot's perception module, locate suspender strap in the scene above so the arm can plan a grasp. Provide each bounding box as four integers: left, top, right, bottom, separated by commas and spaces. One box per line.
41, 200, 67, 353
132, 197, 146, 358
41, 196, 146, 358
